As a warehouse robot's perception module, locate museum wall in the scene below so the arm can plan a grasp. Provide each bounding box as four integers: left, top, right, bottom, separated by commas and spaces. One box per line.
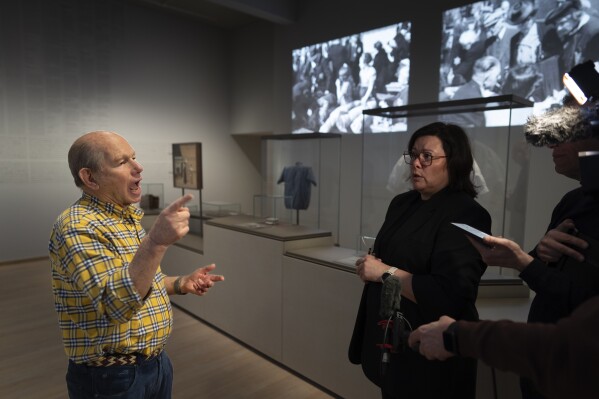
229, 0, 580, 251
0, 0, 262, 262
0, 0, 583, 262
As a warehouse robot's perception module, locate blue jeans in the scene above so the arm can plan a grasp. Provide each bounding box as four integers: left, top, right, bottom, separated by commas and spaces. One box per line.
66, 351, 173, 399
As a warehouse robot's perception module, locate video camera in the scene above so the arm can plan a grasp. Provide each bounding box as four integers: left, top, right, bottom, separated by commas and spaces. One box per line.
524, 60, 599, 194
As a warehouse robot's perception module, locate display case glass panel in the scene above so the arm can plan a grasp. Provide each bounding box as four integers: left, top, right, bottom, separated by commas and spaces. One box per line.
140, 183, 164, 211
361, 95, 534, 275
252, 195, 292, 222
261, 133, 341, 243
202, 201, 241, 218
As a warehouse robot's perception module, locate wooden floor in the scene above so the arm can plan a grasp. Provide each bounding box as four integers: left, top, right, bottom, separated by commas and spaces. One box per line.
0, 259, 334, 399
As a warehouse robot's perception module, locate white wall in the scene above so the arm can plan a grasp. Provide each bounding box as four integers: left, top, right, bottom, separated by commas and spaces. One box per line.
0, 0, 261, 262
230, 0, 582, 250
1, 0, 582, 262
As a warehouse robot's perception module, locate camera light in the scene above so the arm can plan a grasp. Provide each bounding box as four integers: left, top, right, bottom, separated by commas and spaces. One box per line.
563, 60, 599, 105
564, 72, 588, 105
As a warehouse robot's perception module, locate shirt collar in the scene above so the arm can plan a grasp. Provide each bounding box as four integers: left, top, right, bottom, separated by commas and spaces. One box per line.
80, 193, 144, 222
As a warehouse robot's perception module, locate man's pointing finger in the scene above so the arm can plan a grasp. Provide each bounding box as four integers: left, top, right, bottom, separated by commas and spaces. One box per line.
166, 194, 194, 212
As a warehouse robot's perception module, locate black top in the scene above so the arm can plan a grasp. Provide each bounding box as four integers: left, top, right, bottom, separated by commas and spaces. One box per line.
349, 187, 491, 399
522, 187, 599, 323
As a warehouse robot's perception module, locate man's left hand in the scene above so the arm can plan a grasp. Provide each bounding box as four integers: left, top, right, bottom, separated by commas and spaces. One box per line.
180, 264, 225, 296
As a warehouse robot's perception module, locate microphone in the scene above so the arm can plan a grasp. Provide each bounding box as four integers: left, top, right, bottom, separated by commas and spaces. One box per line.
379, 274, 402, 319
379, 275, 409, 375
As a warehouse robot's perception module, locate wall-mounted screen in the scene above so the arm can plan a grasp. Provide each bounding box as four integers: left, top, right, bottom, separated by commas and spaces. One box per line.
292, 21, 412, 133
439, 0, 599, 126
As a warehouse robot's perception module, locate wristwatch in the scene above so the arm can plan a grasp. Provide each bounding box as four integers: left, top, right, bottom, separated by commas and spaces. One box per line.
442, 321, 459, 355
174, 276, 187, 295
381, 267, 398, 282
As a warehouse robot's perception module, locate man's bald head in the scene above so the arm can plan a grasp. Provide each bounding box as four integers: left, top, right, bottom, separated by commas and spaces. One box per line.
68, 131, 122, 188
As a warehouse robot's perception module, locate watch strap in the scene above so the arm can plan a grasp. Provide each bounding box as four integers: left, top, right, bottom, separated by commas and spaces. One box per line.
443, 321, 459, 355
381, 266, 398, 282
174, 276, 187, 295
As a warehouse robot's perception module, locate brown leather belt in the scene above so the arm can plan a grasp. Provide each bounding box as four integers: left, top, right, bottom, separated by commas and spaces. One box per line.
86, 349, 162, 367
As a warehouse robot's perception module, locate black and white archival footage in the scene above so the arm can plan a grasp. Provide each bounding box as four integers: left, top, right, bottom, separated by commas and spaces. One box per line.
439, 0, 599, 126
292, 22, 412, 134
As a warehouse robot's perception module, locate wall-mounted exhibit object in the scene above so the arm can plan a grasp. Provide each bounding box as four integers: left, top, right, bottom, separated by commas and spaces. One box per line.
172, 142, 202, 190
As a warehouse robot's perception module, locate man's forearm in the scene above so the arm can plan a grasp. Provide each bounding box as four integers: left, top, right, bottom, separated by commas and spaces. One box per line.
128, 236, 168, 297
457, 297, 599, 399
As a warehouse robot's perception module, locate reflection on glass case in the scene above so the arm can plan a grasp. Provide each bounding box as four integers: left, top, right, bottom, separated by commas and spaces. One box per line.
252, 194, 292, 223
261, 133, 341, 243
361, 95, 534, 275
202, 201, 241, 217
140, 183, 164, 211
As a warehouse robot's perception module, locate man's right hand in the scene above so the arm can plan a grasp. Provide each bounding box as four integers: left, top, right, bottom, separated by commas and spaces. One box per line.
536, 219, 588, 263
148, 194, 193, 247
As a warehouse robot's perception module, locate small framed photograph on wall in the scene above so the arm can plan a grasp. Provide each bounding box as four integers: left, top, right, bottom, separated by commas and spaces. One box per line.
172, 142, 202, 190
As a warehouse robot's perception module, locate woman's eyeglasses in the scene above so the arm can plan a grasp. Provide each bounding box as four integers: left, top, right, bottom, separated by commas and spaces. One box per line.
403, 151, 448, 166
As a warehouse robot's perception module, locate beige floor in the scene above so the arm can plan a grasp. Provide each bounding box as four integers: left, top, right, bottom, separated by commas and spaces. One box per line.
0, 259, 333, 399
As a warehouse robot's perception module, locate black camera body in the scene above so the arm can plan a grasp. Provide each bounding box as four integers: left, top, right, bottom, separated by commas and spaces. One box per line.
579, 150, 599, 195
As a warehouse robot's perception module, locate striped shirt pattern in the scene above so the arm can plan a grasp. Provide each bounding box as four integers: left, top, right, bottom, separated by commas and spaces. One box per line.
49, 194, 172, 364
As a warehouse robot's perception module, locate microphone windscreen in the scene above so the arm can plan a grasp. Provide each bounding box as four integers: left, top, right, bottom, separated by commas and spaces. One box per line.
379, 276, 402, 318
524, 99, 599, 147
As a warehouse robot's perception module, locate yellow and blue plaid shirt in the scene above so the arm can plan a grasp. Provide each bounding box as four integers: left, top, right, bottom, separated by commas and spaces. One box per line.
49, 193, 172, 364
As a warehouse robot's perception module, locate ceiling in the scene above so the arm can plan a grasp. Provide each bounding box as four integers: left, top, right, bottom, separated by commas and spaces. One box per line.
125, 0, 297, 29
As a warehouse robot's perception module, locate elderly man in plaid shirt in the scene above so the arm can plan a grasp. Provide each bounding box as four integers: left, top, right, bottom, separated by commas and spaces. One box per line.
49, 131, 224, 399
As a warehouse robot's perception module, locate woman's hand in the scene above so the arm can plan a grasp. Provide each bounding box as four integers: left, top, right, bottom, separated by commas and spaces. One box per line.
355, 254, 388, 283
355, 254, 416, 302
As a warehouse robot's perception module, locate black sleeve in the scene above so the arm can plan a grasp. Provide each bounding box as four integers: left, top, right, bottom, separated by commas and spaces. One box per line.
412, 201, 491, 321
457, 296, 599, 399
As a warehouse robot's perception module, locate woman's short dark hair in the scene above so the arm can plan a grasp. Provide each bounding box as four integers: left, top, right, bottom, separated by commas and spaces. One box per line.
408, 121, 477, 198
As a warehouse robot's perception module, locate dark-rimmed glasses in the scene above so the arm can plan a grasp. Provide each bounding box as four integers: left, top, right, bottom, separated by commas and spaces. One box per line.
403, 151, 447, 166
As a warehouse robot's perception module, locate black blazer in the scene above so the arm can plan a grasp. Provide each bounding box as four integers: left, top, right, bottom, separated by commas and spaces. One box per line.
524, 187, 599, 323
349, 187, 491, 398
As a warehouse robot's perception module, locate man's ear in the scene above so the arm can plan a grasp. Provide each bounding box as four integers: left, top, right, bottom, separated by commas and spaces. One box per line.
79, 168, 99, 190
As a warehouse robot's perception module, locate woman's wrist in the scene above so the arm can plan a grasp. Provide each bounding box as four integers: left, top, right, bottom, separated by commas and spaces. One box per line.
381, 266, 398, 282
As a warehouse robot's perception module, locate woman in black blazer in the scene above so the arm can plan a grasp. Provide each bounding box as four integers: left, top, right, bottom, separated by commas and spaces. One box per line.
350, 122, 492, 399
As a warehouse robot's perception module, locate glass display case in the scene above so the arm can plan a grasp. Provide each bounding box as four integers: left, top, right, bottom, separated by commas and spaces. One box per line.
361, 95, 534, 276
261, 133, 341, 243
140, 183, 164, 211
252, 194, 292, 223
202, 201, 241, 218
